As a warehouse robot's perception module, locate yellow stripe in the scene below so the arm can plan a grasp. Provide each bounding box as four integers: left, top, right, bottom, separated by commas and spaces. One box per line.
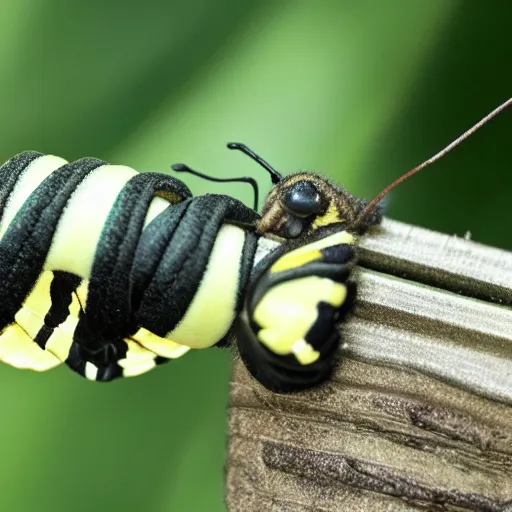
0, 323, 60, 371
165, 224, 245, 348
271, 250, 322, 273
45, 316, 77, 361
254, 276, 347, 365
270, 230, 355, 274
14, 270, 54, 339
0, 271, 62, 371
118, 339, 158, 377
131, 327, 190, 359
15, 307, 46, 339
291, 339, 320, 365
22, 271, 53, 317
46, 279, 87, 362
312, 202, 342, 228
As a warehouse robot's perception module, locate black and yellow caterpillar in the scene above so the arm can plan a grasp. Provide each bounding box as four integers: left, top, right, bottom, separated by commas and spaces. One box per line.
0, 144, 381, 392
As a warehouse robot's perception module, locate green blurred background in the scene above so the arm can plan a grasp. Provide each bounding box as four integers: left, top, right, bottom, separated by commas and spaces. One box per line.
0, 1, 510, 511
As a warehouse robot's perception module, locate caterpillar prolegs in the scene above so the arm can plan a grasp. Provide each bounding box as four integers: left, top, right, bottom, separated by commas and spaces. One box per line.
0, 150, 370, 392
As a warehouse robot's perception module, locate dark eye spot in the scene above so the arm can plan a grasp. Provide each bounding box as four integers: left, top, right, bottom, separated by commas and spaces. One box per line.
282, 181, 321, 218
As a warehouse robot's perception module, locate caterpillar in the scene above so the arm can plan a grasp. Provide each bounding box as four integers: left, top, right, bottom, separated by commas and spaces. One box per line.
0, 98, 508, 392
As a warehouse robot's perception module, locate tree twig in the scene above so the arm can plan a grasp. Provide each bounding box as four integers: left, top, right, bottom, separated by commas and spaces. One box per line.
226, 218, 512, 512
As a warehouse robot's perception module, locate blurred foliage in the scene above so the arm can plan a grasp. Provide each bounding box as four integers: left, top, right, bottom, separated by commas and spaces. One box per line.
0, 1, 510, 511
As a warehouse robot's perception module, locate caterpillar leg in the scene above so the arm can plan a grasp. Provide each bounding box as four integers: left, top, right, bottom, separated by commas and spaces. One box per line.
65, 336, 186, 382
63, 277, 191, 381
236, 227, 356, 393
66, 326, 191, 382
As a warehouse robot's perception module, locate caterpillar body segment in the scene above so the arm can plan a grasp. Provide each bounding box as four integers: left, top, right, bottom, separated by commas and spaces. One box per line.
0, 152, 259, 381
236, 225, 358, 393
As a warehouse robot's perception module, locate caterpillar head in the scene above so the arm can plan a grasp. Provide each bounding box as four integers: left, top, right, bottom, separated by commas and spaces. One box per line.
225, 143, 382, 240
258, 172, 382, 239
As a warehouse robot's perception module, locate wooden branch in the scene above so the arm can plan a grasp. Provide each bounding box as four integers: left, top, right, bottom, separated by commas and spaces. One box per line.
226, 218, 512, 512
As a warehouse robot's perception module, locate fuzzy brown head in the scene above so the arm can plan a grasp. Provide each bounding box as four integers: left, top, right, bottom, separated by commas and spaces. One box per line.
225, 143, 382, 240
258, 172, 382, 239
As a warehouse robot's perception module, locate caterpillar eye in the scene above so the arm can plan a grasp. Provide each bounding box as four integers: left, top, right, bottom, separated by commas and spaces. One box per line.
281, 181, 321, 218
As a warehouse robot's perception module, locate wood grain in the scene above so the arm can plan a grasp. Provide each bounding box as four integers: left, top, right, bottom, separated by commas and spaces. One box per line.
226, 218, 512, 512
